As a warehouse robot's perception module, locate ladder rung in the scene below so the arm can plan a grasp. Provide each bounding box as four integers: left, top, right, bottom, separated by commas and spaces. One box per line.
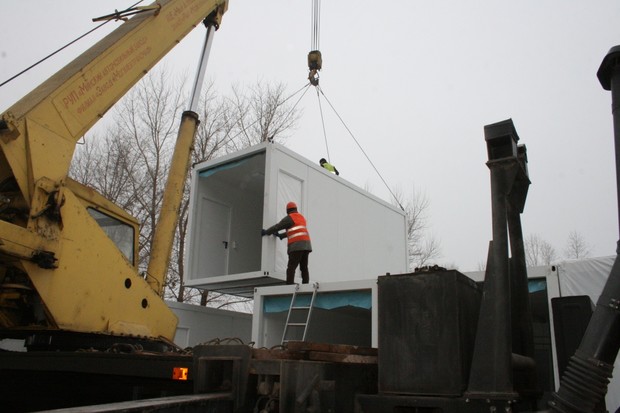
282, 284, 319, 345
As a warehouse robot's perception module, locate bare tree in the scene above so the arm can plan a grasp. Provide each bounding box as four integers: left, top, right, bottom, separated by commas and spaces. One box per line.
71, 130, 141, 211
169, 80, 295, 307
228, 81, 299, 149
71, 70, 300, 310
166, 82, 241, 304
73, 69, 184, 296
164, 82, 233, 304
393, 186, 441, 270
116, 70, 183, 273
564, 230, 591, 260
524, 234, 558, 267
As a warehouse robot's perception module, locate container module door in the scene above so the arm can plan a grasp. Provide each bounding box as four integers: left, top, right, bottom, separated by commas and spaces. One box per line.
200, 197, 231, 276
276, 172, 303, 273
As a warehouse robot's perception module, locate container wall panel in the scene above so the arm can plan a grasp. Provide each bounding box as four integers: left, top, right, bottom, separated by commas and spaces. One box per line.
186, 142, 407, 294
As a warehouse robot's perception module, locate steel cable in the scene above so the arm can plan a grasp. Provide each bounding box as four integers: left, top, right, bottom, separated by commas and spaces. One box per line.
316, 85, 405, 210
0, 1, 146, 89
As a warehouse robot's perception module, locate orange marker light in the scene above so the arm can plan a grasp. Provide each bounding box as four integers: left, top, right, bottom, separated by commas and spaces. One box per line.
172, 367, 189, 381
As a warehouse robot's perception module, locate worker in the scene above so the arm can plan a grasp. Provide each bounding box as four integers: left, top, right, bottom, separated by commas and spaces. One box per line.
261, 202, 312, 284
319, 158, 339, 175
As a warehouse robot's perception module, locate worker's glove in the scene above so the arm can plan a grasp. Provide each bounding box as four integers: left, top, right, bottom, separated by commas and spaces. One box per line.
261, 229, 267, 236
277, 233, 287, 240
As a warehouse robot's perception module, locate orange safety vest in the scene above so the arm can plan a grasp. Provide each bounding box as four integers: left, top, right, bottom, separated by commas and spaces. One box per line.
287, 213, 311, 245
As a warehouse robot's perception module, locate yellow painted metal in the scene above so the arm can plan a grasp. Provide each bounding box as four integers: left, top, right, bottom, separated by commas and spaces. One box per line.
2, 0, 229, 204
147, 111, 199, 294
66, 177, 141, 267
0, 0, 229, 341
23, 190, 176, 338
0, 220, 58, 263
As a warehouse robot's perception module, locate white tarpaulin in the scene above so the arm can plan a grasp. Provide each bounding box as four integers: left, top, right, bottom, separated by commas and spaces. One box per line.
556, 255, 615, 302
555, 255, 619, 410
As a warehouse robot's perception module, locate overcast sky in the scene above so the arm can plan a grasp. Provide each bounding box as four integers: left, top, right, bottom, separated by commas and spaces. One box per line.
2, 0, 620, 271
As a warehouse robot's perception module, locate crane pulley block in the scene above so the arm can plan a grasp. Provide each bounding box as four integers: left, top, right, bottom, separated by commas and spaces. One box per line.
308, 50, 322, 70
307, 50, 322, 86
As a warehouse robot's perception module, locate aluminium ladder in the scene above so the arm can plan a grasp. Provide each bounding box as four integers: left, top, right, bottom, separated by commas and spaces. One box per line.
281, 282, 319, 345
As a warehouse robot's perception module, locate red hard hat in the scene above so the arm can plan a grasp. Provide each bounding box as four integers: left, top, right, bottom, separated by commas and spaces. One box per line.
286, 201, 297, 211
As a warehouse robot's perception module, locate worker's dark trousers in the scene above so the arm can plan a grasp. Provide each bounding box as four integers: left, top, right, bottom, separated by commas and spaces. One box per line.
286, 251, 310, 284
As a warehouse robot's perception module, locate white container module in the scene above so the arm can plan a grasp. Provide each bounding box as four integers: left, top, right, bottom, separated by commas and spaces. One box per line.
184, 141, 408, 296
251, 280, 379, 349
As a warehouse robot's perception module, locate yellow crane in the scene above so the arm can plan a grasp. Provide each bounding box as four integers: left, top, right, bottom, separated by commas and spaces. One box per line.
0, 0, 228, 346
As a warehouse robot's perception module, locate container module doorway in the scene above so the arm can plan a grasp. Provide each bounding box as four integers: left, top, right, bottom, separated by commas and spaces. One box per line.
187, 150, 267, 294
185, 142, 408, 296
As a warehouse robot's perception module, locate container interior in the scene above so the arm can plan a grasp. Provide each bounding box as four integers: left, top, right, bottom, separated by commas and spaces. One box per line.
259, 290, 372, 348
190, 151, 266, 279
